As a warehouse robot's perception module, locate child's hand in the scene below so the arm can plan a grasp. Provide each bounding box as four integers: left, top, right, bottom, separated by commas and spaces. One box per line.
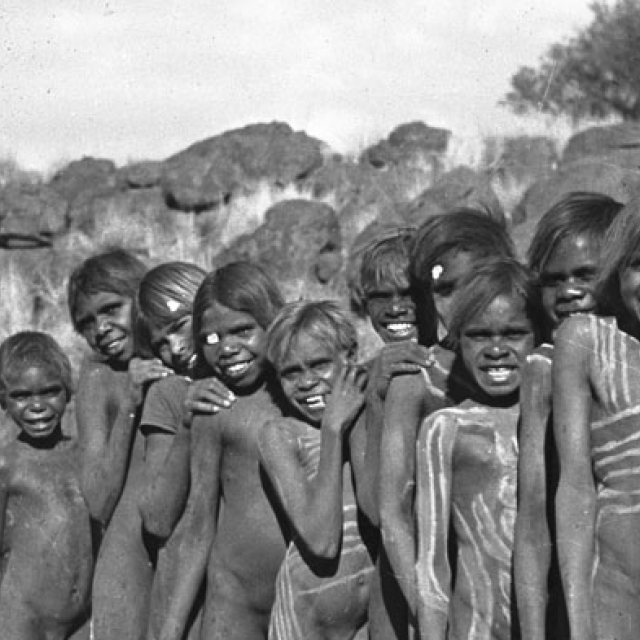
371, 342, 434, 400
128, 357, 173, 404
182, 377, 236, 428
323, 363, 368, 436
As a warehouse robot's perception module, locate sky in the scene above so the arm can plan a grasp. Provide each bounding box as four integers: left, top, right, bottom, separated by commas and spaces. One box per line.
0, 0, 596, 171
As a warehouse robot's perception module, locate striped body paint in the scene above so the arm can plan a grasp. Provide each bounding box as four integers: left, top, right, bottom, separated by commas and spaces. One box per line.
269, 422, 374, 640
415, 401, 519, 640
583, 316, 640, 634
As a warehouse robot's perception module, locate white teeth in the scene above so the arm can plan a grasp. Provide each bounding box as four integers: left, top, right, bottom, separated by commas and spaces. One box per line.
225, 362, 250, 375
486, 367, 513, 382
303, 395, 325, 409
386, 323, 413, 335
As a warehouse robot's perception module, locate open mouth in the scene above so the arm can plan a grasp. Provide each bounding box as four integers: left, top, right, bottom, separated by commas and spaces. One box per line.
383, 322, 415, 339
100, 337, 125, 355
482, 366, 517, 383
220, 360, 253, 379
24, 417, 56, 433
300, 394, 326, 410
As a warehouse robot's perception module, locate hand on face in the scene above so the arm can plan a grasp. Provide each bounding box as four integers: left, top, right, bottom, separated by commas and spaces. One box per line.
322, 362, 368, 436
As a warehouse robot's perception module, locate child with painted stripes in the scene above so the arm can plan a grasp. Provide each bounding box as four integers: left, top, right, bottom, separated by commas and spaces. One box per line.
259, 300, 374, 640
414, 257, 542, 640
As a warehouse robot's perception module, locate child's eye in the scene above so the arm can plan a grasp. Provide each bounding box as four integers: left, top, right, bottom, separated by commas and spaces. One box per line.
204, 333, 219, 345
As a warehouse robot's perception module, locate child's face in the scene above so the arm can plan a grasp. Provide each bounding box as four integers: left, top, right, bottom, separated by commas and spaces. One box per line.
619, 250, 640, 326
3, 364, 67, 441
149, 313, 195, 375
199, 302, 267, 391
365, 277, 417, 343
539, 233, 600, 332
431, 250, 476, 339
459, 294, 534, 402
276, 334, 348, 426
74, 291, 134, 365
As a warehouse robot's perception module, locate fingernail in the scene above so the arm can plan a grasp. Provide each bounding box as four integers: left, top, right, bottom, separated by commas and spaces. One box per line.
223, 400, 231, 407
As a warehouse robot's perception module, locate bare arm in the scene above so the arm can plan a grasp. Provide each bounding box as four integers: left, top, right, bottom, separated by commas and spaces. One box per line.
553, 318, 596, 640
139, 377, 226, 538
76, 363, 139, 526
356, 343, 433, 526
139, 427, 191, 539
514, 355, 553, 640
379, 373, 429, 612
415, 412, 455, 640
260, 364, 366, 559
159, 414, 222, 640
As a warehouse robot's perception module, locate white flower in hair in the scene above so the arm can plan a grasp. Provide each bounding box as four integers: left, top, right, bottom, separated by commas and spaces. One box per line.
205, 333, 220, 345
166, 299, 182, 313
431, 264, 444, 281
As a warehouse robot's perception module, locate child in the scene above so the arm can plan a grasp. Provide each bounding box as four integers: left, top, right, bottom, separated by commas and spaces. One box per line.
134, 261, 235, 640
157, 261, 288, 640
68, 248, 169, 640
553, 196, 640, 639
378, 210, 515, 635
513, 192, 622, 640
414, 258, 541, 640
0, 332, 94, 639
259, 300, 374, 640
346, 224, 435, 639
348, 224, 418, 344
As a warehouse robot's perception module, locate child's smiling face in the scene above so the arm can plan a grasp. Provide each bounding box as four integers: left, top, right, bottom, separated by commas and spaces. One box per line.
276, 334, 349, 426
364, 277, 417, 344
74, 291, 134, 365
459, 294, 534, 403
149, 313, 195, 375
199, 302, 267, 391
3, 364, 67, 442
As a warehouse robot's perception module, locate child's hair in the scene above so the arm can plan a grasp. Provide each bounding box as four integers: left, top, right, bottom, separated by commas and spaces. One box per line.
192, 261, 285, 354
68, 248, 148, 331
347, 224, 416, 317
447, 257, 543, 348
408, 209, 516, 344
0, 331, 74, 399
410, 209, 515, 289
595, 196, 640, 315
135, 261, 206, 358
527, 192, 623, 274
266, 300, 358, 371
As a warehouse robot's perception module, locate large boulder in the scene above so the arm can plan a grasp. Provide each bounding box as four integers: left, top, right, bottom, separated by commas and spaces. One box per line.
485, 135, 558, 186
118, 161, 163, 189
561, 123, 640, 169
515, 158, 640, 224
161, 122, 326, 212
48, 157, 120, 206
212, 199, 342, 287
0, 185, 68, 247
403, 166, 505, 227
361, 121, 450, 169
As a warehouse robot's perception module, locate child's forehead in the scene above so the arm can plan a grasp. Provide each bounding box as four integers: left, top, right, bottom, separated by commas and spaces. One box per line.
4, 362, 64, 386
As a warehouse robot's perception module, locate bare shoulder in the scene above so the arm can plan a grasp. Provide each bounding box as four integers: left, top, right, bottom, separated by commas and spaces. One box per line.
77, 357, 126, 401
555, 315, 597, 351
260, 416, 308, 453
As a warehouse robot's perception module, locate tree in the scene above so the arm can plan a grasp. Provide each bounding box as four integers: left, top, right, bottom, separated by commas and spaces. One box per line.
502, 0, 640, 121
